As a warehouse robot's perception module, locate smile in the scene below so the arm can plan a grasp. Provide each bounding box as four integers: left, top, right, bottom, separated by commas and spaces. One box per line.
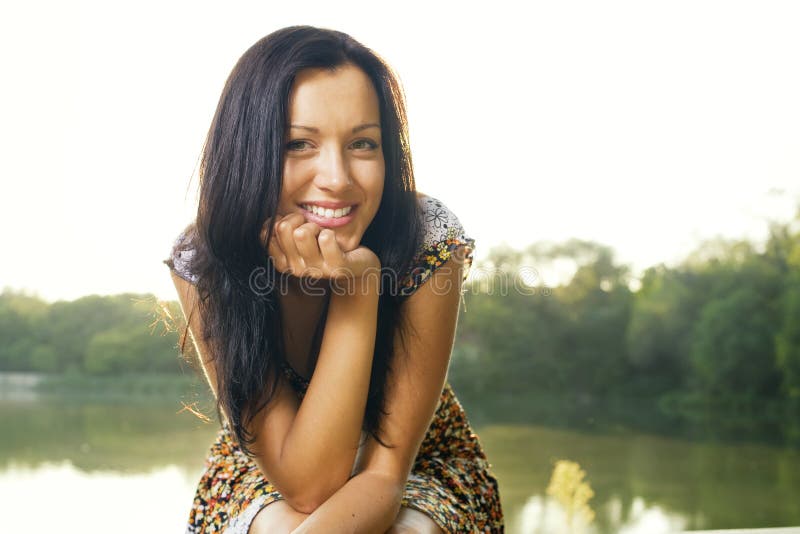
299, 203, 359, 228
301, 204, 354, 219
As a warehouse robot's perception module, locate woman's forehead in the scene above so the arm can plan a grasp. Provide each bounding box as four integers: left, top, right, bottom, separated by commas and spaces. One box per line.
287, 64, 380, 126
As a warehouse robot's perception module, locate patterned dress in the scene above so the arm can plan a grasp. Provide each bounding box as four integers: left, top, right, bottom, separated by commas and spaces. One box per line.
164, 193, 505, 533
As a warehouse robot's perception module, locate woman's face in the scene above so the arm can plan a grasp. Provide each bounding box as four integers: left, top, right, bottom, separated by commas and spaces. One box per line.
277, 62, 385, 253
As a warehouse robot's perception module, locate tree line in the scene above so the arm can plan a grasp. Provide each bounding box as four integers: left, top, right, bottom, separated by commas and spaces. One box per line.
450, 212, 800, 413
2, 209, 798, 411
0, 292, 185, 375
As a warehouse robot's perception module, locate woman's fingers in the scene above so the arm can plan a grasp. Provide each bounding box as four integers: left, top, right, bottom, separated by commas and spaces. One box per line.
260, 217, 273, 247
266, 213, 372, 280
275, 213, 307, 275
267, 234, 288, 273
318, 229, 347, 274
261, 217, 288, 272
293, 223, 325, 278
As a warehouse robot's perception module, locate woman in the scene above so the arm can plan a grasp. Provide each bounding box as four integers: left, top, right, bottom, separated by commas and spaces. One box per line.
164, 25, 504, 533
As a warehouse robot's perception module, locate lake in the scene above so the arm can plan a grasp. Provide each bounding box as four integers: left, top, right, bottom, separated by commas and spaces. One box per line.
1, 386, 799, 533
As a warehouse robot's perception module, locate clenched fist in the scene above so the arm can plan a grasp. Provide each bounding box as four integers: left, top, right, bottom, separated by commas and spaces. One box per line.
260, 213, 381, 281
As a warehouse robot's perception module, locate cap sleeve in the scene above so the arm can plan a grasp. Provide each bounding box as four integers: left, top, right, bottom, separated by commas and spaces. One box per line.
163, 224, 199, 285
399, 195, 476, 297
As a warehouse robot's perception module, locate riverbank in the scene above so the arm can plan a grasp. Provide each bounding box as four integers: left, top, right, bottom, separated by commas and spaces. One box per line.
0, 371, 210, 402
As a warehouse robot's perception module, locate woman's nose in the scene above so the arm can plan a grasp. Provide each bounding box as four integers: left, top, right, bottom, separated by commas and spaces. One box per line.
314, 146, 353, 191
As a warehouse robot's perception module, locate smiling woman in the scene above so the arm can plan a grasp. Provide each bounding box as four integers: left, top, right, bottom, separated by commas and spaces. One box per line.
163, 25, 504, 533
276, 64, 385, 251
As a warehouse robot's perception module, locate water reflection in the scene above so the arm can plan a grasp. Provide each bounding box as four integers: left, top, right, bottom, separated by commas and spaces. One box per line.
1, 399, 217, 468
518, 495, 689, 534
0, 461, 199, 533
2, 397, 800, 533
1, 396, 218, 533
475, 424, 800, 533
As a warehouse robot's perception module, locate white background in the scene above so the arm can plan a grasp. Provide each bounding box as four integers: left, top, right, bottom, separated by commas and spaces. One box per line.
2, 0, 798, 302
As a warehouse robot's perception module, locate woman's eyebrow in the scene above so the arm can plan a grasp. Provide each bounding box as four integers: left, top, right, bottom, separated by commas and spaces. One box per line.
289, 123, 380, 133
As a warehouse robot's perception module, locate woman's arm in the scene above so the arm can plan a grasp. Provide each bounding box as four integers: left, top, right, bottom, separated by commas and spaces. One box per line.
248, 470, 401, 534
248, 275, 381, 513
288, 246, 470, 531
169, 269, 380, 514
288, 470, 403, 534
350, 246, 467, 485
243, 215, 385, 512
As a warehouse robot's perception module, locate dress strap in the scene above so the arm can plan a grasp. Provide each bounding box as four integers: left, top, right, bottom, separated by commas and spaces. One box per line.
280, 360, 310, 396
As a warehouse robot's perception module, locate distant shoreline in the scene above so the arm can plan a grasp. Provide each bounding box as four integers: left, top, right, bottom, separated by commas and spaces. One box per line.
0, 371, 210, 402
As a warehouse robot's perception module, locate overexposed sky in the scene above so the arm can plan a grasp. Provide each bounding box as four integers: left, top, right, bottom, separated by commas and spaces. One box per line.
1, 0, 798, 302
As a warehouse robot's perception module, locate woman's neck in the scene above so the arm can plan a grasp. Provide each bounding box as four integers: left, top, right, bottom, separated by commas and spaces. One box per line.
284, 275, 331, 300
279, 276, 331, 376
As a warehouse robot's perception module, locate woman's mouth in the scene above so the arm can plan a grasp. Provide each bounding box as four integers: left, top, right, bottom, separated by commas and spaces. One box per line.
299, 203, 358, 228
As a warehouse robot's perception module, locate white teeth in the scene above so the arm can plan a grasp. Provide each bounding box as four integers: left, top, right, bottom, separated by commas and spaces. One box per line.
301, 204, 353, 219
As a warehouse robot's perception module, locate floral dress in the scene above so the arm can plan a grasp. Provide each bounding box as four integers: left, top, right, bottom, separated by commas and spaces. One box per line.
164, 193, 505, 533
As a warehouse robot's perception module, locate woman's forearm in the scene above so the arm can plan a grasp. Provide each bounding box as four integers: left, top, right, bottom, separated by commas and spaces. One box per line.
289, 470, 404, 534
278, 276, 381, 509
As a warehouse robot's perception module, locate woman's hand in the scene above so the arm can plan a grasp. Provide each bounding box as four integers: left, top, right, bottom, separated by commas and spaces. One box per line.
260, 213, 381, 281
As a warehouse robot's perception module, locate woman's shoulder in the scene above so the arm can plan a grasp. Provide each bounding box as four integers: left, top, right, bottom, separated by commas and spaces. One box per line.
399, 192, 476, 296
163, 221, 199, 285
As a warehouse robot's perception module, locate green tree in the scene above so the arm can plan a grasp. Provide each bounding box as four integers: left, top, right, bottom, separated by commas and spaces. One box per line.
690, 286, 780, 399
775, 234, 800, 399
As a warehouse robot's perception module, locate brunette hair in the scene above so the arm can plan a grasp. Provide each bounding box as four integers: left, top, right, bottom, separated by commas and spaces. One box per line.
180, 25, 422, 455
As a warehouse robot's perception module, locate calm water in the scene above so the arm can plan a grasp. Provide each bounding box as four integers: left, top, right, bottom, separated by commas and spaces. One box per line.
2, 392, 799, 533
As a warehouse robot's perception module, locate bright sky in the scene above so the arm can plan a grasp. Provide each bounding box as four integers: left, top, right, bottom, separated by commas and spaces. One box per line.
1, 0, 798, 303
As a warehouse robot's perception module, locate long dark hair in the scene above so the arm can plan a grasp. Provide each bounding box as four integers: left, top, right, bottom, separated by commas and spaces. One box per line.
181, 26, 422, 456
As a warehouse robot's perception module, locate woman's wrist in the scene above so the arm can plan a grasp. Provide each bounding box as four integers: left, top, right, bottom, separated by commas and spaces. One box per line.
289, 470, 403, 533
329, 265, 382, 299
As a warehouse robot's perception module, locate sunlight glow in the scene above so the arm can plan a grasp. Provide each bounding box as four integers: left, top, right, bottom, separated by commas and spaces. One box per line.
1, 0, 798, 303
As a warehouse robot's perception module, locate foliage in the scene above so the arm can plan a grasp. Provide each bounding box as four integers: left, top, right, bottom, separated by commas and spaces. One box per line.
0, 290, 190, 376
546, 459, 595, 531
1, 204, 799, 419
449, 206, 800, 415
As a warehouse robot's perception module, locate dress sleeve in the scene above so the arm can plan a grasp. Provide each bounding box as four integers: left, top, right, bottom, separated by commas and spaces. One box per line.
399, 195, 476, 297
163, 224, 199, 285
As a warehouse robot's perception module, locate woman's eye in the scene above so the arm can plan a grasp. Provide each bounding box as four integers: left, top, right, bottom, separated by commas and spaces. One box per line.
285, 140, 311, 151
352, 139, 379, 150
286, 139, 378, 151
